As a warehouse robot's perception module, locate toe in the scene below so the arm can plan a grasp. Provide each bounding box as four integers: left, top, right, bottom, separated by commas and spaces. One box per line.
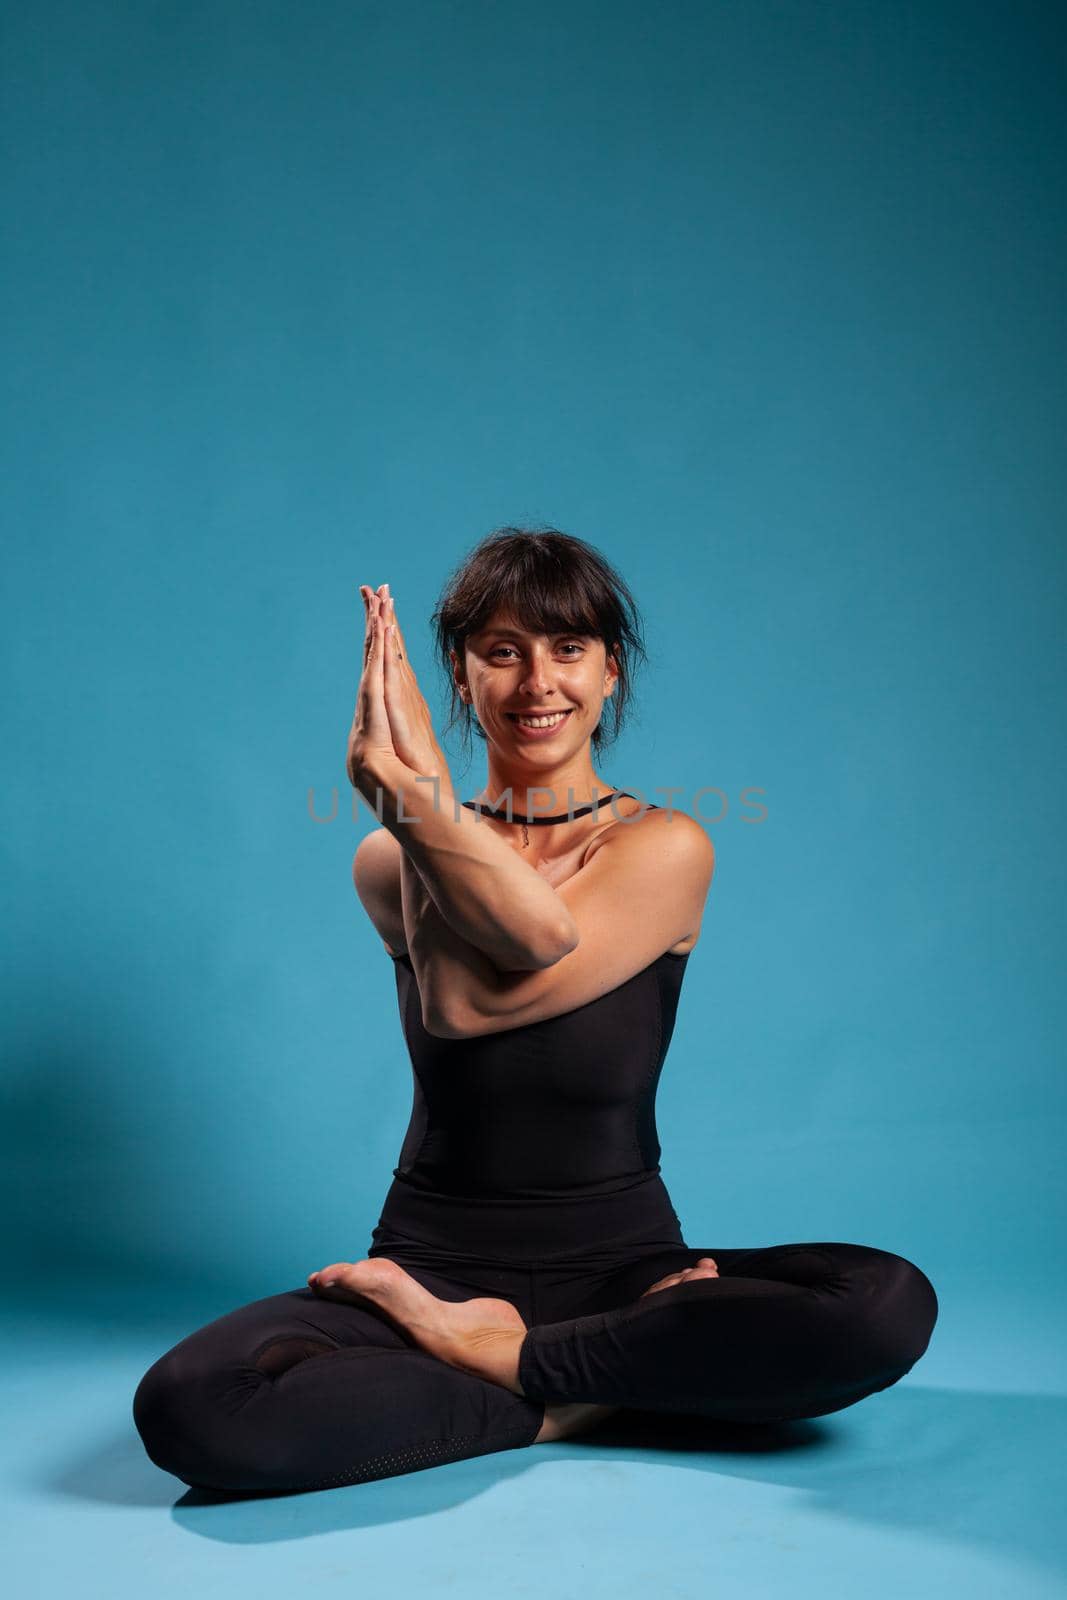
309, 1261, 353, 1289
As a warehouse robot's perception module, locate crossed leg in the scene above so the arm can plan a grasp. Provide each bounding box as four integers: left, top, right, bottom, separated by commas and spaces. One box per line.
132, 1268, 545, 1496
308, 1250, 722, 1441
310, 1241, 939, 1427
533, 1255, 722, 1441
133, 1241, 938, 1496
519, 1241, 939, 1423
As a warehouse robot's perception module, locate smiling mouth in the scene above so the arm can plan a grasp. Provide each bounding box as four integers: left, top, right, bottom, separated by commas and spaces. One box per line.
506, 710, 574, 724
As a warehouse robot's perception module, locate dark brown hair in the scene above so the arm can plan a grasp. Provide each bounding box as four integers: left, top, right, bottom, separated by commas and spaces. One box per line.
431, 525, 647, 763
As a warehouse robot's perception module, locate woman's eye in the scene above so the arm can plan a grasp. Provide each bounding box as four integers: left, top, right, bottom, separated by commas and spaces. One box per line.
490, 643, 584, 660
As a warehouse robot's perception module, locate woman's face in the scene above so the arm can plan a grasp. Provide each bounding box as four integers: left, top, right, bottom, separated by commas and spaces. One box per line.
454, 610, 619, 754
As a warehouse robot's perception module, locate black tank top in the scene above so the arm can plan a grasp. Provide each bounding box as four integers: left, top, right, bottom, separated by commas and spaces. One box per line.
383, 795, 692, 1206
386, 944, 690, 1200
368, 794, 695, 1262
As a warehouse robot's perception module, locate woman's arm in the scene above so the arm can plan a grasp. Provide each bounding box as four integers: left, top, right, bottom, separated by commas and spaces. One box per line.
347, 582, 572, 976
399, 848, 506, 1035
414, 808, 715, 1039
363, 748, 578, 974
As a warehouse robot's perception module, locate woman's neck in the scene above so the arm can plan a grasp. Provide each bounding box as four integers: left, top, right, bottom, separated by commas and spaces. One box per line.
473, 769, 618, 815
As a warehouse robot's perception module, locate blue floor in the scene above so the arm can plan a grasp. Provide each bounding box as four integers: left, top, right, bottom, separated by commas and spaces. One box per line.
4, 1274, 1065, 1600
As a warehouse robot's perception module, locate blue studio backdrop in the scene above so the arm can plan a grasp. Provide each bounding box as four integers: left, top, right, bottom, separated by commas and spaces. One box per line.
2, 0, 1063, 1344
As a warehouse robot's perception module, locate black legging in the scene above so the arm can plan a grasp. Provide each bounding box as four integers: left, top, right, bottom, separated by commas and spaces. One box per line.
132, 1222, 938, 1496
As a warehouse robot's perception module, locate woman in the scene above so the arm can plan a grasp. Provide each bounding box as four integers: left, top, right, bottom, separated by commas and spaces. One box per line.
133, 527, 938, 1495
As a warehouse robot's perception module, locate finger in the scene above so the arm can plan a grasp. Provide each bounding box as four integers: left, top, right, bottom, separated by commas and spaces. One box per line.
360, 594, 385, 697
374, 592, 395, 652
372, 602, 386, 689
360, 587, 375, 655
382, 618, 410, 736
381, 596, 406, 675
385, 594, 407, 663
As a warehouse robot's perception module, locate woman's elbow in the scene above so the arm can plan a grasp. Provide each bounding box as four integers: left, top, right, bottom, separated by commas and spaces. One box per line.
489, 918, 577, 973
518, 916, 578, 971
549, 914, 580, 964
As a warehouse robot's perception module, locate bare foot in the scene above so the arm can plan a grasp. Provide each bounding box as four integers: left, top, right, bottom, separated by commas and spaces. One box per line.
535, 1401, 622, 1444
640, 1256, 719, 1297
308, 1257, 528, 1394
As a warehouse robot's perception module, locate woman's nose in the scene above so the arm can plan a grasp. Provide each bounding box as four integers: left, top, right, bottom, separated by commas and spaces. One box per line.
520, 671, 557, 699
519, 650, 557, 696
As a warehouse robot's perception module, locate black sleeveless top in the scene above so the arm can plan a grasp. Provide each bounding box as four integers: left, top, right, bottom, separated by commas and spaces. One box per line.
372, 796, 694, 1256
385, 944, 691, 1200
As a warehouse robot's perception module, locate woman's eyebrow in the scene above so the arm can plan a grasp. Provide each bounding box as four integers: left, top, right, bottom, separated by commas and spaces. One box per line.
472, 626, 584, 641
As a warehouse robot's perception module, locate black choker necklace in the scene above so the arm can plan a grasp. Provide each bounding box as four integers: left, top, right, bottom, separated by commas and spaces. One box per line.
461, 789, 637, 849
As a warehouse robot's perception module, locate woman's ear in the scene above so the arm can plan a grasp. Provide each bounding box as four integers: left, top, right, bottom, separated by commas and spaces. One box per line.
449, 646, 470, 702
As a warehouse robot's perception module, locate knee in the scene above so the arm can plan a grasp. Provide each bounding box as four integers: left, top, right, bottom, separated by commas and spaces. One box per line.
853, 1250, 939, 1374
132, 1349, 233, 1490
132, 1352, 193, 1480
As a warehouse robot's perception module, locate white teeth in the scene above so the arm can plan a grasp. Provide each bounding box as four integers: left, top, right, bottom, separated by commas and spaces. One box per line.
514, 712, 568, 728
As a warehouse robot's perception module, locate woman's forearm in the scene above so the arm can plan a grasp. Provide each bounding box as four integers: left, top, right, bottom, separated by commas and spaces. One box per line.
364, 751, 578, 970
400, 851, 503, 1030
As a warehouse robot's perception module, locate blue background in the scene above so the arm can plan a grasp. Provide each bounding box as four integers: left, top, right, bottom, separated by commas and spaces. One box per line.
6, 5, 1067, 1595
3, 0, 1063, 1333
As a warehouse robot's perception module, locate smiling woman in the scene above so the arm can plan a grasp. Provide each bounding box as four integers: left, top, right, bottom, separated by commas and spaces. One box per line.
131, 524, 939, 1496
431, 524, 646, 776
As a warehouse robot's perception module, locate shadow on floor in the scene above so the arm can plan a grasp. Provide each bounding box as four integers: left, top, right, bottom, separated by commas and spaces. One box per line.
49, 1384, 1067, 1587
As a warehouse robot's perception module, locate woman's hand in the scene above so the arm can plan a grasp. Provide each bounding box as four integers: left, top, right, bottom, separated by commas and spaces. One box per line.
345, 582, 452, 793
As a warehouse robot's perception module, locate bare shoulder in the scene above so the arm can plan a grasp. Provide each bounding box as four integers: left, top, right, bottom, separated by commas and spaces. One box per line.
354, 825, 402, 868
443, 805, 715, 1037
578, 806, 714, 956
583, 802, 715, 875
584, 807, 715, 933
352, 827, 406, 957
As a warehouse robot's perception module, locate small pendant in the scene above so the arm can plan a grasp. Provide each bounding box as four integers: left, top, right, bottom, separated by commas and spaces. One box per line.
522, 822, 529, 848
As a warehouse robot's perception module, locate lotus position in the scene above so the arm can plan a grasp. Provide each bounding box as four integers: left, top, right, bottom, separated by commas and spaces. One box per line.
133, 526, 938, 1492
306, 1253, 721, 1440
